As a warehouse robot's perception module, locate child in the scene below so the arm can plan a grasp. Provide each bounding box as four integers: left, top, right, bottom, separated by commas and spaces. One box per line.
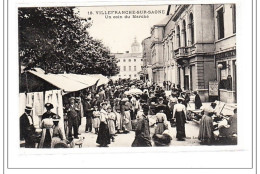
115, 108, 123, 133
107, 106, 116, 142
92, 105, 101, 134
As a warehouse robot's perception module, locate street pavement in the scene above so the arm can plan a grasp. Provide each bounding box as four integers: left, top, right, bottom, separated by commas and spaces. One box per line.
75, 118, 201, 148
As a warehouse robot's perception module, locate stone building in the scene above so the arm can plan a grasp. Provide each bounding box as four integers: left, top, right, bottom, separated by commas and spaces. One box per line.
214, 4, 236, 103
113, 38, 143, 80
141, 36, 152, 82
143, 4, 236, 102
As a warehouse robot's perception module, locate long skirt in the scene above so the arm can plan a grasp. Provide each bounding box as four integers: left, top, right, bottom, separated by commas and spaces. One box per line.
175, 111, 186, 139
132, 134, 152, 147
155, 123, 166, 135
124, 111, 132, 131
198, 115, 214, 142
108, 120, 116, 135
116, 113, 123, 130
93, 118, 100, 128
96, 122, 110, 146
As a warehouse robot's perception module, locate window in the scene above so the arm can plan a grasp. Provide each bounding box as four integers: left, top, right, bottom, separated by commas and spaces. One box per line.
134, 74, 137, 77
134, 66, 136, 71
141, 59, 143, 61
182, 20, 187, 47
189, 13, 194, 45
232, 4, 236, 33
129, 59, 131, 62
123, 59, 126, 62
129, 75, 131, 78
118, 59, 120, 62
124, 66, 126, 71
129, 66, 131, 71
119, 75, 121, 77
217, 7, 225, 39
177, 25, 181, 48
134, 59, 136, 62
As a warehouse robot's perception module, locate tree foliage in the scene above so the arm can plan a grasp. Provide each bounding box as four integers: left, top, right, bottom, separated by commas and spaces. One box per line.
19, 7, 119, 76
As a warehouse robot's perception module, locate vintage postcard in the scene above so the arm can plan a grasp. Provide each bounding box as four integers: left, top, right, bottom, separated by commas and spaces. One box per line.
4, 0, 256, 171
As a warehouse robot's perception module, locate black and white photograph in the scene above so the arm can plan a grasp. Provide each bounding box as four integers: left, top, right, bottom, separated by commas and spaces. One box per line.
18, 4, 238, 148
2, 0, 257, 172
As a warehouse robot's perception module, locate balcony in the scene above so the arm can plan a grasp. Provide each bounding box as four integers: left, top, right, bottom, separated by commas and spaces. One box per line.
173, 46, 196, 60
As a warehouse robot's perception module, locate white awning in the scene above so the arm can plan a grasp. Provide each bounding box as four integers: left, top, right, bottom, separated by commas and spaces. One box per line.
28, 68, 108, 93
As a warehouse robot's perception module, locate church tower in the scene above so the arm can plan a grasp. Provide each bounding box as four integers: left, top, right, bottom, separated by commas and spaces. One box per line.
131, 37, 140, 53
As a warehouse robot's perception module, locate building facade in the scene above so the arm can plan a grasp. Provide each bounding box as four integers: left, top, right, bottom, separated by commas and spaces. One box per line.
141, 37, 152, 82
143, 4, 236, 103
214, 4, 236, 103
113, 38, 143, 80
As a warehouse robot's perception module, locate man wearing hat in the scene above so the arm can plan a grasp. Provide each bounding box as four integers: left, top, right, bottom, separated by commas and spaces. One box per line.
82, 95, 93, 133
20, 105, 36, 148
66, 97, 79, 139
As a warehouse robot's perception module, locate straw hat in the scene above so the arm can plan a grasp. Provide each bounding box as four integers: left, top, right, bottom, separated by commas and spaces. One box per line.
25, 104, 33, 111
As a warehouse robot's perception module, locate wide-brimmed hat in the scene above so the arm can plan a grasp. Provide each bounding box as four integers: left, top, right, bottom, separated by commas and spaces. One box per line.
44, 103, 54, 109
25, 104, 33, 111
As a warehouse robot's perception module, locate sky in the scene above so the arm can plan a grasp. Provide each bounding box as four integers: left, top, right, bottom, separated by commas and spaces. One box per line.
77, 5, 168, 53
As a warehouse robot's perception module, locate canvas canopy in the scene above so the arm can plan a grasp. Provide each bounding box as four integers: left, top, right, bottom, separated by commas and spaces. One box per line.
27, 68, 108, 93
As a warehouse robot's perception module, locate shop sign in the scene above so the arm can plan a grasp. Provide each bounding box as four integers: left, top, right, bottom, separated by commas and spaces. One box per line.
209, 81, 219, 96
215, 50, 236, 59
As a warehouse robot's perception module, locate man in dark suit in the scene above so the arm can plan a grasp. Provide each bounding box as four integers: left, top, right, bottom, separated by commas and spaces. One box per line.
82, 96, 93, 133
20, 105, 36, 148
66, 97, 79, 139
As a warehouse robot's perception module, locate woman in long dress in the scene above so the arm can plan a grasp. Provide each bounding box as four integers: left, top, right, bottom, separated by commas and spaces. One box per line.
198, 103, 216, 145
96, 102, 110, 147
172, 98, 187, 141
121, 98, 132, 133
107, 106, 116, 142
39, 103, 56, 148
155, 105, 167, 134
115, 108, 123, 133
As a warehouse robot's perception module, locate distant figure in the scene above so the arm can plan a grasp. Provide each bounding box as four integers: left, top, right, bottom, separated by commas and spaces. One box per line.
194, 91, 202, 109
132, 104, 152, 147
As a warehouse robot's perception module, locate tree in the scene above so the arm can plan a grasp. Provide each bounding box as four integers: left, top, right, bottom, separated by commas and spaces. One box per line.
19, 7, 119, 76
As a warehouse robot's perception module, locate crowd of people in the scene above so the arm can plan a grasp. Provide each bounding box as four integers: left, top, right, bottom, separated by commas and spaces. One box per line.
20, 79, 237, 148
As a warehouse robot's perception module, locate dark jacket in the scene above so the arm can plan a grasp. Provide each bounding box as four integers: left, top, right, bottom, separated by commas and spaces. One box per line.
132, 114, 152, 147
195, 94, 202, 109
66, 104, 79, 119
20, 113, 35, 140
82, 101, 93, 118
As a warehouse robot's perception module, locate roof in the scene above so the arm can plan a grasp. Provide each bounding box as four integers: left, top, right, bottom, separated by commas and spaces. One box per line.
27, 68, 108, 93
154, 15, 172, 26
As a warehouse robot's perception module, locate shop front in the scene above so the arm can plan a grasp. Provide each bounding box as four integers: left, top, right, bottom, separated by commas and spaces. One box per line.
216, 49, 237, 103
